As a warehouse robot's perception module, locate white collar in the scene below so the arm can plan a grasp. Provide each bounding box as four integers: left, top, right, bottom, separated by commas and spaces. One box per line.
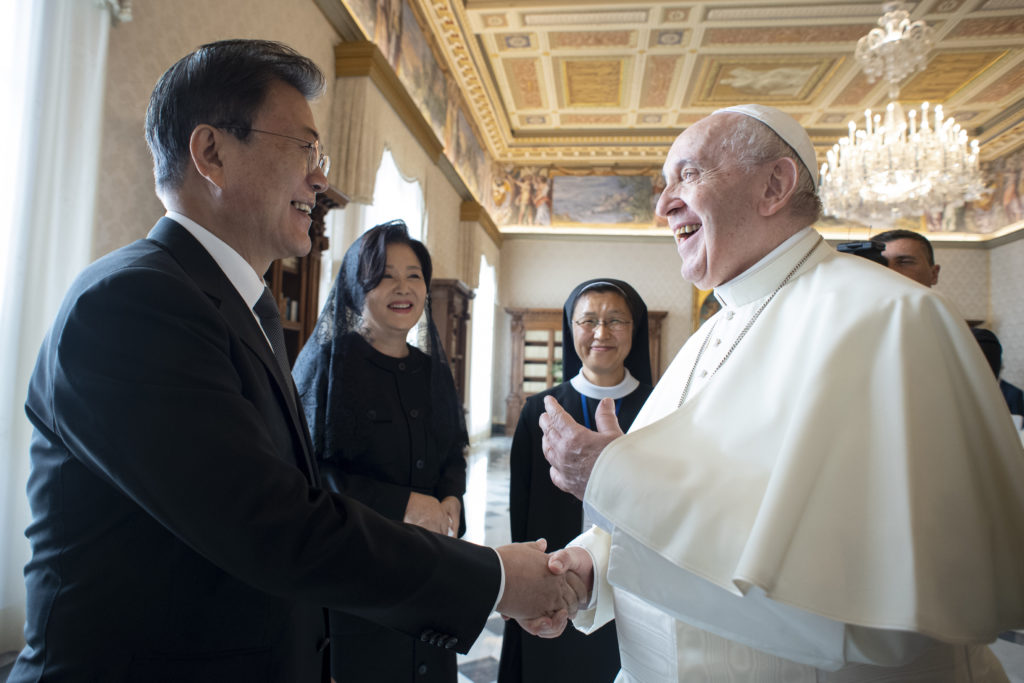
165, 210, 266, 309
714, 226, 819, 309
570, 368, 640, 400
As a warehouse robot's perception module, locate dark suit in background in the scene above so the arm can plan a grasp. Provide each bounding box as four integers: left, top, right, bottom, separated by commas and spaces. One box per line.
12, 219, 498, 682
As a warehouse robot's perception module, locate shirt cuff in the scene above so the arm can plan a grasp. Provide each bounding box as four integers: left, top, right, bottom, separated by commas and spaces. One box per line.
492, 547, 506, 613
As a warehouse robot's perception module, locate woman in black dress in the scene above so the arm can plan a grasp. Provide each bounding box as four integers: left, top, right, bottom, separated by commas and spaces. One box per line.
499, 278, 653, 683
293, 220, 468, 682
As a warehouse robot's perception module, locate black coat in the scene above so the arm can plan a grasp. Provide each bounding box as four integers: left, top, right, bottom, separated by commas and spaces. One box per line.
11, 218, 498, 683
320, 333, 468, 681
499, 380, 652, 683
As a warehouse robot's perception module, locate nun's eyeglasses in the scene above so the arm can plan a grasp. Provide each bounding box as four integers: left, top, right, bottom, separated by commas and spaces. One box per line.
573, 318, 632, 331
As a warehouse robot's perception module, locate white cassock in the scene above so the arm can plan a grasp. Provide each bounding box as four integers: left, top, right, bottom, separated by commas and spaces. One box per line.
571, 227, 1024, 682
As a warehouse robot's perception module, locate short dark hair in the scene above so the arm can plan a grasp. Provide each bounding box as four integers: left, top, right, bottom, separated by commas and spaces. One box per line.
145, 39, 325, 191
873, 229, 935, 265
358, 220, 433, 293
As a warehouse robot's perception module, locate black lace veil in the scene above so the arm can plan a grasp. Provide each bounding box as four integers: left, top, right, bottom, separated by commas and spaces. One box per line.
293, 220, 468, 462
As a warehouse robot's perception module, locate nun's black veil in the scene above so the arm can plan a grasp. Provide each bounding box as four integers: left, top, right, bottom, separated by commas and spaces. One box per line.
561, 278, 653, 386
293, 220, 468, 462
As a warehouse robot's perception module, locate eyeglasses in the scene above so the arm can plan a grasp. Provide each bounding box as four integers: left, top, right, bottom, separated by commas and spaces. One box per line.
573, 318, 632, 332
223, 127, 330, 175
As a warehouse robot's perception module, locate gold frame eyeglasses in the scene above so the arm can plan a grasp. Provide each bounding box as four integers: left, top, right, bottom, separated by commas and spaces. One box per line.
573, 318, 632, 332
223, 127, 330, 176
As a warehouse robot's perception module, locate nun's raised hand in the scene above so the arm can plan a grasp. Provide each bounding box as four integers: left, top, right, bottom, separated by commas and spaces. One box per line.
540, 395, 622, 500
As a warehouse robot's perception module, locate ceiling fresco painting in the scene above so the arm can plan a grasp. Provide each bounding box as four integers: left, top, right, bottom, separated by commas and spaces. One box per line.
331, 0, 1024, 237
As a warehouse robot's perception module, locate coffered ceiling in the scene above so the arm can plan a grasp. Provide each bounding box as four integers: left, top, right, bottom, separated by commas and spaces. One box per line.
409, 0, 1024, 167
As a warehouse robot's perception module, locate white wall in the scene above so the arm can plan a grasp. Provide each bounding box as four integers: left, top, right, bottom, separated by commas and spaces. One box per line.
94, 0, 342, 257
990, 236, 1024, 387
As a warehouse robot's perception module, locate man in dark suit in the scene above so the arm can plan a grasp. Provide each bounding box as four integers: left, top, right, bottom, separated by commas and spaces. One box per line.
10, 40, 579, 682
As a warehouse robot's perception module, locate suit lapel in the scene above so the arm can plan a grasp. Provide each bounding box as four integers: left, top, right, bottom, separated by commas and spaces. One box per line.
147, 218, 319, 485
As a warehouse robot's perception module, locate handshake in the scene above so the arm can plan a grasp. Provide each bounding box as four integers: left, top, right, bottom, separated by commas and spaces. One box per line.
494, 540, 594, 638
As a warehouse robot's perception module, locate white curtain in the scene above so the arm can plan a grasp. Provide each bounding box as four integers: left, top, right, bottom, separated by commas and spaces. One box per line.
0, 0, 112, 652
468, 255, 496, 441
321, 148, 426, 301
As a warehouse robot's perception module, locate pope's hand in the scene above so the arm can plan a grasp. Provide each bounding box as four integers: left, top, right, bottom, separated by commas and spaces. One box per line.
515, 546, 594, 637
496, 539, 579, 637
540, 395, 622, 500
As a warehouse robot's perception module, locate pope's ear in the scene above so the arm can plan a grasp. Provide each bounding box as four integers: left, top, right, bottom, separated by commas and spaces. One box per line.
758, 156, 799, 217
188, 124, 227, 189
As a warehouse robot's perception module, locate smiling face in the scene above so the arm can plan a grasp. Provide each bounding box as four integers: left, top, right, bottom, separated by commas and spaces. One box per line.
220, 79, 328, 272
571, 290, 634, 387
361, 243, 427, 351
655, 114, 778, 290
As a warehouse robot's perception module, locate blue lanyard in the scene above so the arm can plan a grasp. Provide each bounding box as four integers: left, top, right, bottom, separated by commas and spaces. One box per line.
580, 395, 623, 431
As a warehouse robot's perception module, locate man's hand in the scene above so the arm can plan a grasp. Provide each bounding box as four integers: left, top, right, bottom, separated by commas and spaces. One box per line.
540, 395, 623, 500
439, 496, 461, 537
515, 546, 595, 637
404, 492, 448, 534
496, 540, 580, 637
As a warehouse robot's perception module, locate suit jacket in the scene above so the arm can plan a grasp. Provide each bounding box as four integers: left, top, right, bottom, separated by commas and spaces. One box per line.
499, 380, 651, 683
12, 218, 499, 683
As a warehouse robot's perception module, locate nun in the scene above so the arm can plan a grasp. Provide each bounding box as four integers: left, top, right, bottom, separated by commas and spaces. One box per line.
499, 278, 653, 683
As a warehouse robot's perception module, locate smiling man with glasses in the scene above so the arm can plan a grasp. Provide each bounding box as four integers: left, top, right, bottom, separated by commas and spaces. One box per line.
10, 39, 580, 683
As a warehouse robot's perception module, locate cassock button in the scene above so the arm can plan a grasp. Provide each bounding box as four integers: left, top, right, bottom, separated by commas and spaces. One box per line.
410, 408, 420, 418
399, 362, 407, 371
444, 636, 458, 649
416, 459, 425, 469
418, 663, 428, 675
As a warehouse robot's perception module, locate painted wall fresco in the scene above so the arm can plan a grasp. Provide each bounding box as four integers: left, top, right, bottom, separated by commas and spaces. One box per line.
927, 147, 1024, 233
345, 0, 489, 208
487, 166, 664, 229
452, 107, 489, 200
552, 175, 653, 226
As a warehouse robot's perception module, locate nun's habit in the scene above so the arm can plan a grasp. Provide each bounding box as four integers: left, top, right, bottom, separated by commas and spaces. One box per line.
498, 278, 654, 683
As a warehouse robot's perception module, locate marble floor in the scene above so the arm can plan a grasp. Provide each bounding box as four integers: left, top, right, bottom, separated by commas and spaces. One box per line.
456, 436, 513, 683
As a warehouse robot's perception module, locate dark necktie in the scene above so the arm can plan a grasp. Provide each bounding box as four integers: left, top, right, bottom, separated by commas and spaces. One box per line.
254, 286, 292, 379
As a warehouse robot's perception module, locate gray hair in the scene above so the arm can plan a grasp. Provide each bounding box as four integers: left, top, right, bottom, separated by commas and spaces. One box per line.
720, 115, 822, 224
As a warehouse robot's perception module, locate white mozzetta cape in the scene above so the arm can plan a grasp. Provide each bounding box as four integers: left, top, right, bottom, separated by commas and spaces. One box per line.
578, 228, 1024, 676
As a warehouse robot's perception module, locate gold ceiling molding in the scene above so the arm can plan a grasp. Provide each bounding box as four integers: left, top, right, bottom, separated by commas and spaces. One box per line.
383, 0, 1024, 169
417, 0, 512, 159
557, 57, 627, 108
898, 50, 1009, 103
689, 55, 844, 108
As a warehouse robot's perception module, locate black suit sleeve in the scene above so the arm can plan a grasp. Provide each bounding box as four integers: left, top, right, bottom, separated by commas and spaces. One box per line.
30, 264, 497, 651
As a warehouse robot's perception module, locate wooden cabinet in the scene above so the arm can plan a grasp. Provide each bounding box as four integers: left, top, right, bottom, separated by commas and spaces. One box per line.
429, 279, 474, 405
264, 187, 347, 365
504, 307, 667, 430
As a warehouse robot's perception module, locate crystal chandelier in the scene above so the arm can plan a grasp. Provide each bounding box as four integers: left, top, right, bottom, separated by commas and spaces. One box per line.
819, 3, 988, 226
